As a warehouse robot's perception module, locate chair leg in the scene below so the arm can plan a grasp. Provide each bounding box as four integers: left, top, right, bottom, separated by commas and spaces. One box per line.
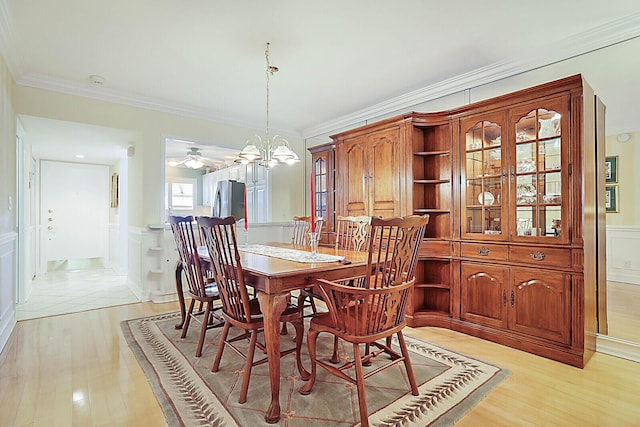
290, 319, 310, 380
239, 330, 258, 404
195, 302, 211, 357
181, 299, 196, 338
280, 322, 288, 335
330, 336, 340, 364
212, 322, 231, 372
352, 342, 369, 427
299, 329, 319, 395
397, 331, 419, 395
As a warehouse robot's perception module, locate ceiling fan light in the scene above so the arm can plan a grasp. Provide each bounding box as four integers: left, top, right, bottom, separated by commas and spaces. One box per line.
185, 159, 204, 169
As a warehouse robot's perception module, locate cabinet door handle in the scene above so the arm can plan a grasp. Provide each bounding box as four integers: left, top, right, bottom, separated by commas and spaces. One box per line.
477, 246, 490, 256
502, 167, 507, 184
503, 290, 507, 305
530, 251, 546, 261
511, 290, 515, 307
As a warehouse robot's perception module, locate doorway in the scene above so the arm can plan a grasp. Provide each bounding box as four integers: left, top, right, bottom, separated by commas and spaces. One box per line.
39, 160, 109, 271
16, 116, 137, 317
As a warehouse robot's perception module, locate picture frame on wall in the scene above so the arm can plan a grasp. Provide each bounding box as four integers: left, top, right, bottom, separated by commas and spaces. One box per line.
111, 173, 119, 208
605, 185, 618, 213
605, 156, 618, 183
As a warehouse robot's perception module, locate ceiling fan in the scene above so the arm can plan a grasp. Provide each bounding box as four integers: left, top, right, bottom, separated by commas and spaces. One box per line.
167, 147, 214, 169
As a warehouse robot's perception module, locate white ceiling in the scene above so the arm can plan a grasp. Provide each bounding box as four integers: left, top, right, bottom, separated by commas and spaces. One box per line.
3, 1, 640, 165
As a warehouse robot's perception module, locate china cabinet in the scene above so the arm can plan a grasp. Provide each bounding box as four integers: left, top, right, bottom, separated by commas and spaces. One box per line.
309, 143, 335, 245
314, 75, 604, 367
333, 124, 404, 219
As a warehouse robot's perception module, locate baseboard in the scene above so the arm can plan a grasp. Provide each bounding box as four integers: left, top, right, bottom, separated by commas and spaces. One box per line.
596, 334, 640, 363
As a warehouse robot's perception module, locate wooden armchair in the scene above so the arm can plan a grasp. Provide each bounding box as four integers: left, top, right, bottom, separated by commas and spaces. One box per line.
168, 215, 224, 357
288, 215, 325, 323
299, 215, 429, 427
334, 215, 371, 252
291, 215, 324, 246
197, 215, 308, 404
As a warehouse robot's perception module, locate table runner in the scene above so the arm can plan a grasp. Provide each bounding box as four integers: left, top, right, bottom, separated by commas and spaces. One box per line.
238, 244, 344, 263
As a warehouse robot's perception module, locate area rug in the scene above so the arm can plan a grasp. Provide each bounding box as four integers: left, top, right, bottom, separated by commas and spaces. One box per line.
121, 312, 508, 426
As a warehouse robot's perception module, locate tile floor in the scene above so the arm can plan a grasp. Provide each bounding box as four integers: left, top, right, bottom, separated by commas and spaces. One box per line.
16, 259, 140, 321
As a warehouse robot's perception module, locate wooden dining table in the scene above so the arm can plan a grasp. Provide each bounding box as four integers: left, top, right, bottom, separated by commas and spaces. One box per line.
173, 243, 369, 423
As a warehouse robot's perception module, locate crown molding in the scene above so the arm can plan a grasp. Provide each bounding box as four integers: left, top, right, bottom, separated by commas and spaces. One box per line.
15, 73, 301, 138
302, 13, 640, 139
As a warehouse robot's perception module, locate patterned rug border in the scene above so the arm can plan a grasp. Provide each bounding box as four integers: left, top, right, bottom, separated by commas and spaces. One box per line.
121, 312, 509, 426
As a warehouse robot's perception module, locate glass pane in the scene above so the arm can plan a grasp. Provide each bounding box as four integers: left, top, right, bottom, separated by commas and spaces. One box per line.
540, 172, 561, 204
539, 138, 561, 170
538, 109, 561, 138
514, 108, 563, 239
516, 175, 537, 205
516, 206, 536, 236
515, 111, 536, 142
539, 206, 562, 237
516, 142, 537, 173
466, 150, 484, 178
464, 120, 502, 236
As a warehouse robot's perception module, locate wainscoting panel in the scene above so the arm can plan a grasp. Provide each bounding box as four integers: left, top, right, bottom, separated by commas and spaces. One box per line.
0, 232, 17, 354
606, 226, 640, 285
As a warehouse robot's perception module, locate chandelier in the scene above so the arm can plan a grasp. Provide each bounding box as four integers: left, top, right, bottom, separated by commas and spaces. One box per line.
235, 43, 299, 168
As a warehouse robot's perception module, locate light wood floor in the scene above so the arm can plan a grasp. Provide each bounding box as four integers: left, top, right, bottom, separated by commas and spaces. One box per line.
606, 281, 640, 342
1, 301, 639, 426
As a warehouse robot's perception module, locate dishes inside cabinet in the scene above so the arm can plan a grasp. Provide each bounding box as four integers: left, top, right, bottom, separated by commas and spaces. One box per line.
478, 192, 495, 206
543, 194, 561, 204
516, 184, 536, 204
516, 159, 536, 173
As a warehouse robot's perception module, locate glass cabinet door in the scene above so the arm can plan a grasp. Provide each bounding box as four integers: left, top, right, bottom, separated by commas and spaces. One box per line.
461, 113, 506, 238
510, 97, 568, 242
313, 156, 328, 222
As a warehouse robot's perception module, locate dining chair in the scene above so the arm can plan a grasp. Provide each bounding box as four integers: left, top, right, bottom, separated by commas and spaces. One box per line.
168, 215, 224, 357
287, 215, 325, 324
291, 215, 324, 246
197, 215, 308, 404
334, 215, 371, 252
299, 215, 430, 427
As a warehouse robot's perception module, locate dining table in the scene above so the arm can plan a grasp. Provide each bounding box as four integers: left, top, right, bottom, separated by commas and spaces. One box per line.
173, 242, 369, 424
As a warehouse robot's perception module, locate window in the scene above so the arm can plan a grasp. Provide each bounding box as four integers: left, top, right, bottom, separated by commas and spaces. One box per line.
166, 177, 196, 214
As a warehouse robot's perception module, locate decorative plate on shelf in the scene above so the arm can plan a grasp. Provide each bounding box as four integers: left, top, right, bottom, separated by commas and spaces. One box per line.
478, 192, 495, 206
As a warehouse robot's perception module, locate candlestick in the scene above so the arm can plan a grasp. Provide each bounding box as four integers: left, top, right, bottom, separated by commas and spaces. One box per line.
310, 171, 315, 232
243, 184, 248, 231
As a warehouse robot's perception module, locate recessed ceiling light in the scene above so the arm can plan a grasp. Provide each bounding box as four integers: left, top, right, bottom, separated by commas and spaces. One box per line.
75, 154, 85, 159
616, 133, 630, 142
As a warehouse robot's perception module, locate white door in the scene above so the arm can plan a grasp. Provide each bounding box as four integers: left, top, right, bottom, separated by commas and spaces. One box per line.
40, 161, 109, 267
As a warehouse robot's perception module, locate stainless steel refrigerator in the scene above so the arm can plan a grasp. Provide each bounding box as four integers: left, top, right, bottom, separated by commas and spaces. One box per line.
212, 180, 246, 221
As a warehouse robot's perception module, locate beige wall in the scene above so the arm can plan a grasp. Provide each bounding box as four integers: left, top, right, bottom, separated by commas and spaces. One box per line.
0, 54, 15, 235
12, 85, 307, 227
606, 132, 639, 225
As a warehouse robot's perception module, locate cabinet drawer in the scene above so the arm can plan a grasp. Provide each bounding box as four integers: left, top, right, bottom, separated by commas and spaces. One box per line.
509, 246, 571, 267
420, 239, 452, 257
461, 243, 508, 261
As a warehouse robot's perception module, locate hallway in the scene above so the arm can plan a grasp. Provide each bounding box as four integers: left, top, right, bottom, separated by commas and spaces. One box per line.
17, 259, 139, 321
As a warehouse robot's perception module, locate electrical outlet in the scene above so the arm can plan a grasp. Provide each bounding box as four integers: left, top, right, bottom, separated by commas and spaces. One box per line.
623, 260, 631, 268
